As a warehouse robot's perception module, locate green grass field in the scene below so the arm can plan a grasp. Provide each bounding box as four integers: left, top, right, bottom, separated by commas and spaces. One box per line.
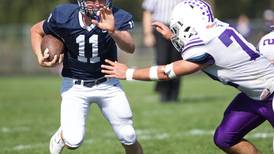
0, 74, 272, 154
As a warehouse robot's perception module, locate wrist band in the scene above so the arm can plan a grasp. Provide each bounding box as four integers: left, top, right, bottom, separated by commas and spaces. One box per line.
164, 63, 176, 79
149, 66, 158, 80
126, 68, 135, 80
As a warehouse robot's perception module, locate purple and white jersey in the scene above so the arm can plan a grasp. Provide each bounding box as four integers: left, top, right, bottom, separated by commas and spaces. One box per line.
182, 26, 274, 100
258, 30, 274, 61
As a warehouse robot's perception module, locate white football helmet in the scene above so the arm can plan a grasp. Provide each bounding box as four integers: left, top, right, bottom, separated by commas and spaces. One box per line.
169, 0, 215, 52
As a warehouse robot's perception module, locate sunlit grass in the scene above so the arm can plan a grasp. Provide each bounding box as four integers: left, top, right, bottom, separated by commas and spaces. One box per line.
0, 74, 272, 154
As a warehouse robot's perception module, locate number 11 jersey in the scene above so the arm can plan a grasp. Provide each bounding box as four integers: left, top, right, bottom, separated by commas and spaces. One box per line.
43, 3, 134, 80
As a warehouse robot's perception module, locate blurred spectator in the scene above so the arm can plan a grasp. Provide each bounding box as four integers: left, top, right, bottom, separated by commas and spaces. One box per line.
142, 0, 183, 103
236, 14, 251, 39
263, 9, 274, 32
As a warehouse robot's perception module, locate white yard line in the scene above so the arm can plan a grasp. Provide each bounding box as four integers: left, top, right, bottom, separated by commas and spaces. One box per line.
137, 128, 273, 140
13, 143, 47, 151
0, 126, 30, 133
6, 128, 273, 152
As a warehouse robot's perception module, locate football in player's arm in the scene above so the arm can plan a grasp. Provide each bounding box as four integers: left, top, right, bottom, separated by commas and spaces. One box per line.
102, 1, 274, 154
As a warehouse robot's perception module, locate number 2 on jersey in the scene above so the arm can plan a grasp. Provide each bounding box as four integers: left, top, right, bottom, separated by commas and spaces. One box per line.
76, 34, 100, 63
219, 28, 259, 60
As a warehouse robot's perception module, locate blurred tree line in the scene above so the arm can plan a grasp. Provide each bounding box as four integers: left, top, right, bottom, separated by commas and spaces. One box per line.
0, 0, 273, 24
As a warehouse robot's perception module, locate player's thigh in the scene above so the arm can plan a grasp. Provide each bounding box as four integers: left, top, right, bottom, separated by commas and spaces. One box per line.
214, 93, 265, 147
60, 79, 90, 139
99, 87, 133, 124
61, 96, 90, 129
217, 110, 265, 137
214, 111, 264, 148
97, 84, 137, 145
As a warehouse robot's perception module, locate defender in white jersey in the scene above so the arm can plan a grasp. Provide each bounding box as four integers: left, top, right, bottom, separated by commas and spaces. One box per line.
257, 25, 274, 152
101, 0, 274, 153
258, 25, 274, 63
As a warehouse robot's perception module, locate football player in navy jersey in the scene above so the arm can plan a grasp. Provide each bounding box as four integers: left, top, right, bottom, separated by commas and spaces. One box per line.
30, 0, 143, 154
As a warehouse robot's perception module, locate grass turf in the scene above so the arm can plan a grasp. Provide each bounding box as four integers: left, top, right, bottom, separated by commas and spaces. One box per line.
0, 74, 272, 154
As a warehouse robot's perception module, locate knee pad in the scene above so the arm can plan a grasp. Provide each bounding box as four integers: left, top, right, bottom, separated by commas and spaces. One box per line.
62, 130, 84, 149
213, 127, 239, 149
115, 125, 137, 145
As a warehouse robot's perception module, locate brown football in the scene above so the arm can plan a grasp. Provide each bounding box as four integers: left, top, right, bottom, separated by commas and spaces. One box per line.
41, 34, 64, 61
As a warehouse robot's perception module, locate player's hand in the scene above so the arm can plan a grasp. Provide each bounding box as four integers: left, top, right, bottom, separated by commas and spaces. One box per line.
152, 21, 173, 40
101, 59, 128, 79
92, 6, 115, 34
37, 50, 59, 67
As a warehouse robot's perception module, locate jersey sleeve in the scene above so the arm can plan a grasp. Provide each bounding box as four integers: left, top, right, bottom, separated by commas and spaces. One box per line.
142, 0, 156, 12
113, 8, 134, 31
182, 46, 215, 65
43, 6, 61, 35
43, 4, 73, 39
43, 13, 55, 35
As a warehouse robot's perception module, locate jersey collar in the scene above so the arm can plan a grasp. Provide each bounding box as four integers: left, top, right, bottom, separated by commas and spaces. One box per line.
78, 12, 96, 31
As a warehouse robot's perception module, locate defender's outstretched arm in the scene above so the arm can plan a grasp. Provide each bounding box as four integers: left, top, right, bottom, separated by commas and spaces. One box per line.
101, 59, 204, 81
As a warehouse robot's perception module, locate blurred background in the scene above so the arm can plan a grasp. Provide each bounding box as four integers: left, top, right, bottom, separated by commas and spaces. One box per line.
0, 1, 274, 153
0, 0, 273, 74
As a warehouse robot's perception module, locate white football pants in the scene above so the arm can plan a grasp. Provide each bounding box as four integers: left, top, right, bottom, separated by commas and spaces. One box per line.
59, 77, 137, 148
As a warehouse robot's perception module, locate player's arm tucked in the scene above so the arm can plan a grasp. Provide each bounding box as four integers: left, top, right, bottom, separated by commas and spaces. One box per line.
101, 59, 204, 81
30, 20, 59, 67
31, 21, 46, 60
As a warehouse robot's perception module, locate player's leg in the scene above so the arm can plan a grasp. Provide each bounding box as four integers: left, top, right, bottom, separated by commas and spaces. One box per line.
226, 139, 261, 154
256, 95, 274, 152
167, 41, 182, 102
153, 30, 171, 102
214, 93, 265, 154
167, 78, 181, 102
50, 78, 90, 154
50, 127, 65, 154
122, 141, 143, 154
96, 79, 143, 154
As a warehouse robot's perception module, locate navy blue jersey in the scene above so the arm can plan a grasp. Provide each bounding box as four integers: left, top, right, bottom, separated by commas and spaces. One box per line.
43, 4, 134, 80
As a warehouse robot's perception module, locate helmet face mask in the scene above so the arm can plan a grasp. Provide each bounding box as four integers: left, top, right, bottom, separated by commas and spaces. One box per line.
77, 0, 112, 20
170, 21, 197, 52
170, 35, 184, 52
169, 0, 214, 52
